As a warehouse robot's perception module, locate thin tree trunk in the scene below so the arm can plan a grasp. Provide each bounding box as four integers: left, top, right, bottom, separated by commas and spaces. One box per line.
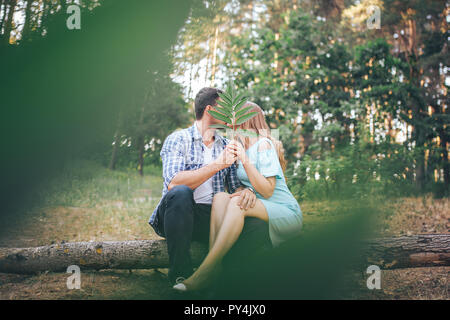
403, 17, 426, 192
0, 234, 448, 274
21, 0, 33, 42
210, 25, 219, 86
109, 108, 123, 170
410, 74, 426, 192
187, 62, 193, 100
38, 0, 49, 35
3, 0, 17, 45
249, 0, 254, 30
137, 95, 147, 177
137, 134, 145, 176
438, 124, 449, 186
109, 132, 120, 171
59, 0, 66, 12
204, 40, 211, 84
435, 48, 449, 186
0, 0, 6, 33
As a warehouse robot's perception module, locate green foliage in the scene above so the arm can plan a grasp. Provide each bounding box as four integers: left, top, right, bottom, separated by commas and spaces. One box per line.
104, 60, 190, 170
223, 5, 448, 200
208, 83, 257, 138
287, 138, 419, 201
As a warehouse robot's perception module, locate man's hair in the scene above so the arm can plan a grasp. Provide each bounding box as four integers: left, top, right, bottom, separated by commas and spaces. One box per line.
194, 87, 223, 120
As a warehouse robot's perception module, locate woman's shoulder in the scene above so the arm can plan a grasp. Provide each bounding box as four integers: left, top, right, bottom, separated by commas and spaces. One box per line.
256, 137, 275, 152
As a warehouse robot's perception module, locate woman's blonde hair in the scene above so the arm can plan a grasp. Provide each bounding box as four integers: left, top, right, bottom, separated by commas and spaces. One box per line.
238, 102, 287, 172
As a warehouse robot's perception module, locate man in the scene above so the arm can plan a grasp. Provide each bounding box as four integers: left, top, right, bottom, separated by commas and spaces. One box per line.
149, 87, 271, 285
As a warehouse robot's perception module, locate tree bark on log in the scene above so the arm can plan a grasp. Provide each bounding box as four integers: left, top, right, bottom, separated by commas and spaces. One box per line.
363, 233, 450, 269
0, 240, 207, 274
0, 234, 448, 274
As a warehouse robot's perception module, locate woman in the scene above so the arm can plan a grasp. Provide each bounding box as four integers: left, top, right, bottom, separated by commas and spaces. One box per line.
173, 102, 303, 292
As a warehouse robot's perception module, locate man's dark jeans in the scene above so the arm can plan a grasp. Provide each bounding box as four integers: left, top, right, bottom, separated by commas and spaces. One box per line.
152, 185, 272, 284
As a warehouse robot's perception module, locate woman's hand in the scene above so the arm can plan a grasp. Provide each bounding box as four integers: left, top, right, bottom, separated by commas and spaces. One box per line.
227, 140, 247, 163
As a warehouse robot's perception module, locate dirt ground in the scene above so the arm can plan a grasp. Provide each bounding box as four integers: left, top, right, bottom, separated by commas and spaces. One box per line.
0, 196, 448, 300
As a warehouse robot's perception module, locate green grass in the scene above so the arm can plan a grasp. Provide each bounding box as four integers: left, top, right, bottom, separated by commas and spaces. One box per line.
0, 160, 165, 246
34, 159, 163, 208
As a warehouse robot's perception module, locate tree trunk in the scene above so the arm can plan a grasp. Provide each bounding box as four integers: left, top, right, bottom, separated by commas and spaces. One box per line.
0, 234, 448, 274
403, 17, 426, 192
109, 130, 120, 170
0, 0, 6, 33
3, 0, 17, 45
109, 109, 123, 171
59, 0, 67, 13
21, 0, 33, 42
137, 135, 145, 176
137, 102, 146, 176
187, 62, 193, 100
210, 25, 219, 86
437, 96, 449, 186
204, 40, 211, 84
411, 88, 426, 192
441, 129, 449, 186
39, 0, 50, 35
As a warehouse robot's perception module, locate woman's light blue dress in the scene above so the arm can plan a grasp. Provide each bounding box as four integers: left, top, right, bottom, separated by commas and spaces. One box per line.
236, 137, 303, 247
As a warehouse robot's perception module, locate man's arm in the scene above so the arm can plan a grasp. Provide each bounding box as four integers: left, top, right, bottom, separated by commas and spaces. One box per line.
167, 144, 237, 191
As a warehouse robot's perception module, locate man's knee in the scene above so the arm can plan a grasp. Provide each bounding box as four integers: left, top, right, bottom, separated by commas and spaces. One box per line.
163, 185, 194, 229
166, 184, 193, 203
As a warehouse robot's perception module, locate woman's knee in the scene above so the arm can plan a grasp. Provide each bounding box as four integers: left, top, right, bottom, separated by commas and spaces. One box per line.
211, 192, 230, 219
228, 197, 267, 220
227, 197, 245, 215
212, 192, 230, 207
213, 192, 229, 205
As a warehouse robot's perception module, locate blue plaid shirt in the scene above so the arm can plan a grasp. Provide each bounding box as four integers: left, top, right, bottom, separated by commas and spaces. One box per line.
149, 123, 242, 228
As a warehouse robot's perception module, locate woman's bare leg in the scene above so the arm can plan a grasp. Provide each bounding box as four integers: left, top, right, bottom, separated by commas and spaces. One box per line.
183, 197, 268, 290
209, 192, 230, 250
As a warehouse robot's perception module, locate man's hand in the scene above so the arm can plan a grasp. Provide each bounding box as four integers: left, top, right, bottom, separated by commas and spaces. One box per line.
213, 146, 237, 170
230, 188, 256, 210
227, 140, 247, 163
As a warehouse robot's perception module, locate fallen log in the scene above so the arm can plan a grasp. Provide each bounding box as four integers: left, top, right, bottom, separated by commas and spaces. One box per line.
363, 233, 450, 269
0, 234, 448, 274
0, 240, 207, 274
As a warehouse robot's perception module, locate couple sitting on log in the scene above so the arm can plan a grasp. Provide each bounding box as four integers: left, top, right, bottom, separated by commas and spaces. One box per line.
148, 87, 303, 292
